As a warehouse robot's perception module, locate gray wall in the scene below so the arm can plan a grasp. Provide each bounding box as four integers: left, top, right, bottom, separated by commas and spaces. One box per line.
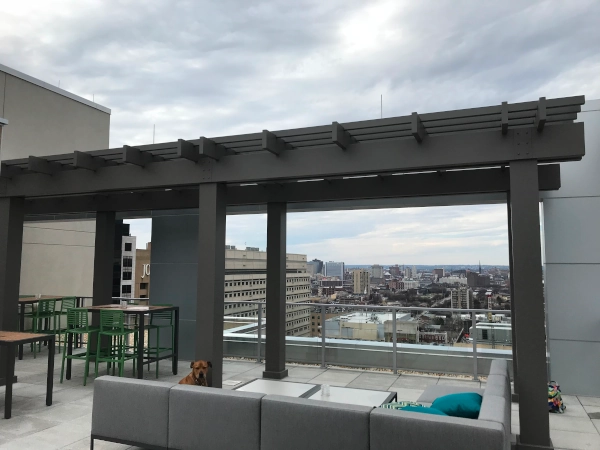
151, 211, 200, 360
541, 99, 600, 395
0, 66, 110, 161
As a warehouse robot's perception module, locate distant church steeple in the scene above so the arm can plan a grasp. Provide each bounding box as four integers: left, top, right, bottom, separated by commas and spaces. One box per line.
479, 260, 482, 274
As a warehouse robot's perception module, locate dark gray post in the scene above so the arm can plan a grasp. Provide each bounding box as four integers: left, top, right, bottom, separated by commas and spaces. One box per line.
509, 160, 550, 449
507, 192, 519, 400
196, 183, 226, 388
263, 202, 288, 379
93, 211, 117, 306
0, 198, 24, 383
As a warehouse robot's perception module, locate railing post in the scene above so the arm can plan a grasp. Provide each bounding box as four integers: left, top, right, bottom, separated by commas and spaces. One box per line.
471, 311, 479, 381
257, 305, 263, 363
320, 304, 326, 369
392, 309, 398, 374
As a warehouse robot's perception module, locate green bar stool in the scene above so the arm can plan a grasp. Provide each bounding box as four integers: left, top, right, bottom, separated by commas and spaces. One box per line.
95, 310, 137, 378
29, 298, 57, 358
145, 304, 174, 378
55, 297, 77, 353
60, 308, 99, 386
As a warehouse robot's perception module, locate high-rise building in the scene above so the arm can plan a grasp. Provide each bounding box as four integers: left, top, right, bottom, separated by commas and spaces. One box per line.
325, 261, 345, 280
389, 265, 401, 277
433, 268, 445, 279
404, 266, 412, 278
412, 266, 417, 277
353, 269, 370, 294
371, 264, 384, 279
307, 259, 323, 276
120, 235, 136, 299
134, 243, 151, 299
451, 287, 473, 309
467, 271, 491, 288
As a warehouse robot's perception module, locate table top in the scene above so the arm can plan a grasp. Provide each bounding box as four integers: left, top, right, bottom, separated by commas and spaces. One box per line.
307, 385, 396, 407
0, 331, 55, 344
87, 305, 177, 313
235, 379, 320, 398
18, 296, 62, 304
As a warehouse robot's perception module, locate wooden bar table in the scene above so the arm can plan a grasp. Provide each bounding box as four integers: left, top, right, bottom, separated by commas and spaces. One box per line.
17, 296, 62, 360
0, 331, 55, 419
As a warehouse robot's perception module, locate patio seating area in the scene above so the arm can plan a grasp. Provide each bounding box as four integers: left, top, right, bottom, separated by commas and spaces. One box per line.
1, 352, 600, 449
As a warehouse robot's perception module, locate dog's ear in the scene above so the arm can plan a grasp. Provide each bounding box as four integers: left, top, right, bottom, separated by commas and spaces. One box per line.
207, 361, 212, 368
190, 362, 194, 369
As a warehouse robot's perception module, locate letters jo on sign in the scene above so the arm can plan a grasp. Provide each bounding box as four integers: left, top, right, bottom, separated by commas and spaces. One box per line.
142, 264, 150, 279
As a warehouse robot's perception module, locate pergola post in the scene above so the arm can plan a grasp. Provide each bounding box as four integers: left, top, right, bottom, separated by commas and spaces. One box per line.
509, 161, 551, 449
507, 193, 519, 401
0, 197, 24, 384
196, 183, 226, 388
263, 202, 288, 379
92, 211, 117, 306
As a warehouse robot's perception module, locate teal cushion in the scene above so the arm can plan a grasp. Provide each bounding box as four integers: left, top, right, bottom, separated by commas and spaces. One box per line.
431, 392, 482, 419
399, 405, 448, 416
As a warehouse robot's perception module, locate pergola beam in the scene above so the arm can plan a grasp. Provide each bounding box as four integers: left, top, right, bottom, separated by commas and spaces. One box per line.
535, 97, 547, 131
411, 112, 426, 143
123, 145, 163, 167
262, 130, 287, 155
73, 151, 108, 171
22, 165, 561, 215
1, 123, 583, 198
332, 121, 354, 149
28, 156, 62, 175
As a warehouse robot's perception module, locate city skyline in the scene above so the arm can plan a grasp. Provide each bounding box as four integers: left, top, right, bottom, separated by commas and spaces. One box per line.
125, 203, 510, 265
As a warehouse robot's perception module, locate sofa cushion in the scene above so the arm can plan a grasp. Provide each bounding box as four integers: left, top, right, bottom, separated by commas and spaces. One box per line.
400, 405, 448, 415
168, 385, 264, 450
489, 359, 509, 378
92, 376, 173, 449
479, 394, 511, 450
431, 392, 483, 419
370, 408, 506, 450
485, 374, 510, 399
261, 395, 372, 450
417, 384, 485, 404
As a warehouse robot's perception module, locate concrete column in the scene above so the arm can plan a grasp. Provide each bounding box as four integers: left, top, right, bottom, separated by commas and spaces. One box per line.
195, 183, 226, 388
0, 197, 24, 383
263, 202, 288, 379
509, 160, 551, 449
507, 193, 519, 400
92, 211, 116, 306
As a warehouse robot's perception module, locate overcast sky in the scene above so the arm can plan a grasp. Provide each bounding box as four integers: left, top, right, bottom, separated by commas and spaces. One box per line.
2, 1, 598, 264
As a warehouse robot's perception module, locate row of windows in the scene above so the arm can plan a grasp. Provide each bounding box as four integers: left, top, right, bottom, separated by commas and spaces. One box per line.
286, 325, 310, 336
225, 292, 311, 300
224, 278, 309, 287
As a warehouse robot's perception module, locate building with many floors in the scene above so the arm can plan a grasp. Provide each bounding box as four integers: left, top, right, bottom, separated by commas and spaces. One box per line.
353, 269, 370, 294
324, 261, 345, 279
451, 287, 473, 309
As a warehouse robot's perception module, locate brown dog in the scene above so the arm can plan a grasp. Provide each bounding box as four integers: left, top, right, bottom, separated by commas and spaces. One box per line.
179, 360, 212, 386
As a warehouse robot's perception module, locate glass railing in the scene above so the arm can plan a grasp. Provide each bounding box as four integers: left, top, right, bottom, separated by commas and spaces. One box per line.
223, 301, 514, 380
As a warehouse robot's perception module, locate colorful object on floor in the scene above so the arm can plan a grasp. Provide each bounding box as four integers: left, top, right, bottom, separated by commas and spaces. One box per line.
380, 401, 423, 410
431, 392, 483, 419
548, 381, 566, 413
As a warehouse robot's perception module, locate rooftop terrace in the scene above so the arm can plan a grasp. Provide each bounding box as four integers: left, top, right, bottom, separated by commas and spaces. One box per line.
1, 352, 599, 450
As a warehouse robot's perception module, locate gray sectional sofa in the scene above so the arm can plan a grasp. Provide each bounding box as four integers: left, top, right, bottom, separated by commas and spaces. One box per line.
91, 359, 512, 450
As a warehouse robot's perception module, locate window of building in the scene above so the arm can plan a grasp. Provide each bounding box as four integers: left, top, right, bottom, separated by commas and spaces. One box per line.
140, 283, 148, 289
123, 256, 133, 268
124, 242, 132, 252
122, 271, 132, 280
482, 330, 489, 340
122, 285, 132, 294
140, 295, 147, 298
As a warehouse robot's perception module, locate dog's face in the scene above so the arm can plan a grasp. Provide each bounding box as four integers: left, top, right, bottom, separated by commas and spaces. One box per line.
189, 360, 212, 381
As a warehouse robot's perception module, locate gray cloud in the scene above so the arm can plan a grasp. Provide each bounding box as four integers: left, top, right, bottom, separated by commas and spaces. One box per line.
5, 0, 596, 263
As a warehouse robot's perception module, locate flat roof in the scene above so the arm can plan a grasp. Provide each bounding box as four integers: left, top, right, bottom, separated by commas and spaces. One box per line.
0, 63, 111, 114
329, 311, 413, 323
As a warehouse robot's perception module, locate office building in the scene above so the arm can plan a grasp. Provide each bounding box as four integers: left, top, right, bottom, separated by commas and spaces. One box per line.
307, 259, 323, 276
353, 269, 370, 294
0, 64, 110, 297
467, 271, 491, 288
324, 261, 345, 279
451, 287, 473, 309
389, 265, 401, 277
120, 235, 136, 299
371, 264, 384, 279
134, 243, 151, 299
433, 268, 445, 279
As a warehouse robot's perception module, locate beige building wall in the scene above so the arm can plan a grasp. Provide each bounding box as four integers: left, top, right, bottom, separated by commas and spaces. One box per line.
0, 64, 111, 298
20, 220, 96, 297
0, 64, 110, 161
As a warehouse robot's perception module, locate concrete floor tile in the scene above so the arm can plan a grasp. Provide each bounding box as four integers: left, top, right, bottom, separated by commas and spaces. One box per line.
390, 375, 439, 390
550, 429, 600, 450
548, 415, 598, 434
0, 415, 59, 438
579, 396, 600, 407
387, 387, 424, 403
310, 370, 361, 386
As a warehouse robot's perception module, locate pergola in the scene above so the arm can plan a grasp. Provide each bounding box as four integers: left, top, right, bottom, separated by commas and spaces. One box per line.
0, 95, 586, 449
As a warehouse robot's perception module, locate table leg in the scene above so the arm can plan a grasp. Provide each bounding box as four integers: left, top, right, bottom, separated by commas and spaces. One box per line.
19, 306, 25, 360
5, 345, 15, 419
66, 331, 73, 380
173, 308, 179, 375
46, 338, 54, 406
136, 314, 144, 379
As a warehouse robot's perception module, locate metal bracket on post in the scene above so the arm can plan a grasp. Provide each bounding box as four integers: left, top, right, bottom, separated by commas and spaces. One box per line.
320, 305, 326, 369
392, 309, 398, 375
472, 311, 479, 381
257, 305, 262, 363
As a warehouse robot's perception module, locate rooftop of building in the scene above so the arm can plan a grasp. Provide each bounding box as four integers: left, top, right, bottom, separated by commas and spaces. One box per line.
0, 63, 111, 114
328, 311, 413, 324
